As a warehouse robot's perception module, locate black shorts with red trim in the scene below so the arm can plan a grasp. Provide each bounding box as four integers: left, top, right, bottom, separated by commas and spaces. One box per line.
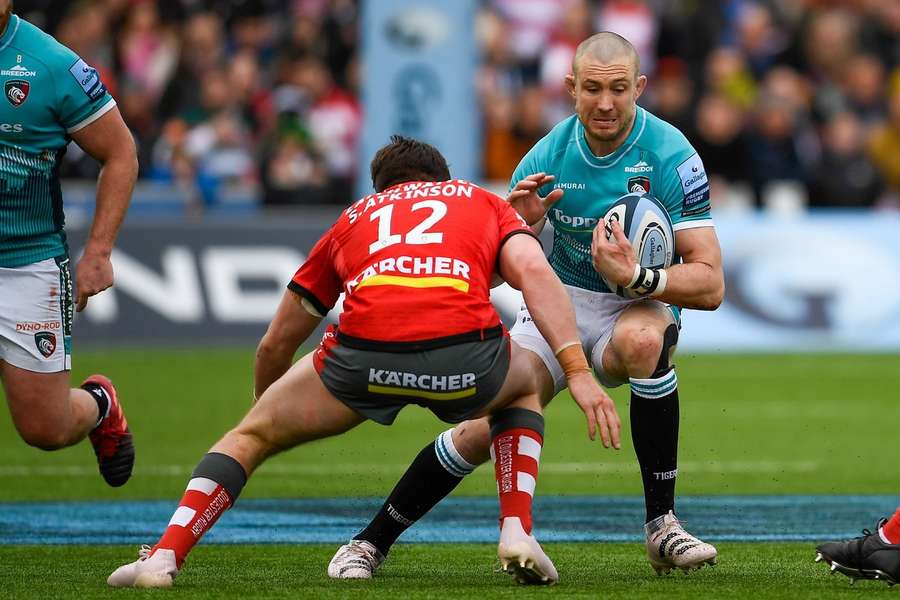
314, 324, 510, 425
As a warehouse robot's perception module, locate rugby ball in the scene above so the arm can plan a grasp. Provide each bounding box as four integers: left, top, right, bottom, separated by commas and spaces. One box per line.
600, 192, 675, 298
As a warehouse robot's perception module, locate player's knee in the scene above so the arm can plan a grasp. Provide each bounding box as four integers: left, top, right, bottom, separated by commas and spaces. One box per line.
18, 423, 70, 451
452, 420, 492, 465
617, 327, 664, 378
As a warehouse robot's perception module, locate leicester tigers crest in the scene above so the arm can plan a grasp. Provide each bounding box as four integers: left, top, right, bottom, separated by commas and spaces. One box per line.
5, 79, 29, 106
627, 176, 651, 194
34, 331, 56, 358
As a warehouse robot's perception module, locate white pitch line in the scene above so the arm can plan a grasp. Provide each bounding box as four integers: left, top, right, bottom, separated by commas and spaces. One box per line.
0, 459, 820, 478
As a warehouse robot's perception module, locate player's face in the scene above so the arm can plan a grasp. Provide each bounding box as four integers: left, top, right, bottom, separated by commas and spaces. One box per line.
566, 55, 647, 153
0, 1, 11, 24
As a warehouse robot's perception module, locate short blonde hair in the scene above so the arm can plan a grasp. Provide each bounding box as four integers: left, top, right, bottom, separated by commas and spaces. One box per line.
572, 32, 641, 80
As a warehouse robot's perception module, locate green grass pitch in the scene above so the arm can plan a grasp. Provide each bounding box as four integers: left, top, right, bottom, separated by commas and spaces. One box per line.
0, 543, 894, 599
1, 349, 899, 597
1, 350, 897, 499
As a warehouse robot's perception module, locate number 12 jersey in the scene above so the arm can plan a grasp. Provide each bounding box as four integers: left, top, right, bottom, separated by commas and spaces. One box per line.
290, 180, 536, 348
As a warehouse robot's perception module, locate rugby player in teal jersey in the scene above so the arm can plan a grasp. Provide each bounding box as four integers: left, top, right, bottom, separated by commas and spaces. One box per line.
0, 1, 138, 486
328, 32, 725, 579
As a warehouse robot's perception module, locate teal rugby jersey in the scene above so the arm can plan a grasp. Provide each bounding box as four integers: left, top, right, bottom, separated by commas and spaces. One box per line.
510, 106, 713, 293
0, 14, 115, 267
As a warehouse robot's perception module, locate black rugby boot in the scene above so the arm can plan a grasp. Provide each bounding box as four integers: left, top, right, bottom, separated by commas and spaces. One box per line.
816, 519, 900, 586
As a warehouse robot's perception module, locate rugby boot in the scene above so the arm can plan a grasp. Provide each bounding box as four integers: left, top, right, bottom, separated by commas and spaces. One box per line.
107, 545, 178, 588
645, 511, 717, 575
84, 375, 135, 487
497, 516, 559, 585
327, 540, 385, 579
815, 519, 900, 586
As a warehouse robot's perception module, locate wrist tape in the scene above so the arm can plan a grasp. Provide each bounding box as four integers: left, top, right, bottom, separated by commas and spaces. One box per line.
627, 264, 668, 297
554, 342, 591, 378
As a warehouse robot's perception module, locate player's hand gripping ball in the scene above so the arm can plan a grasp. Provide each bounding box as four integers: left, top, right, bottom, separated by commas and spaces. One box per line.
600, 192, 675, 298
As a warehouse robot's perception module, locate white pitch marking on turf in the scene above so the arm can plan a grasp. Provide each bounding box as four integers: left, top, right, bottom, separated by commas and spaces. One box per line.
0, 459, 821, 477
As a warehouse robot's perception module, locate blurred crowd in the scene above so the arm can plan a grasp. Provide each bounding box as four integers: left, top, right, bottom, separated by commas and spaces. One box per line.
19, 0, 360, 208
16, 0, 900, 210
482, 0, 900, 211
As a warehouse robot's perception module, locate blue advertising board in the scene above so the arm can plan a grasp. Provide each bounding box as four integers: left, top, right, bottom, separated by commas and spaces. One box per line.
358, 0, 479, 196
679, 212, 900, 351
64, 212, 900, 352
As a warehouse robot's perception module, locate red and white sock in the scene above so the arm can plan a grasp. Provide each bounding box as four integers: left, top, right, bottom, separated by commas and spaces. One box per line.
491, 421, 543, 534
880, 507, 900, 544
153, 477, 234, 567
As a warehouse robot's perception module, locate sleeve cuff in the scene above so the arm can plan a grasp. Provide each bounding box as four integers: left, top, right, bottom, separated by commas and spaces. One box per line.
66, 97, 116, 133
287, 281, 330, 317
673, 219, 714, 231
499, 228, 542, 249
496, 229, 543, 272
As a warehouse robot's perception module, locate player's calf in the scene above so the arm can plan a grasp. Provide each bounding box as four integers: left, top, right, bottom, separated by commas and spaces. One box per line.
17, 421, 71, 451
2, 366, 97, 450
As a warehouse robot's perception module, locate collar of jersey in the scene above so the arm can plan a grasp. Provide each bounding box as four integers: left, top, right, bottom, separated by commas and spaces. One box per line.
381, 180, 454, 194
0, 15, 19, 52
573, 106, 647, 169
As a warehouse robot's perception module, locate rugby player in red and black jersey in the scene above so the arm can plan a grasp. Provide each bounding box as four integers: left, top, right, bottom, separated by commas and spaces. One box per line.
107, 136, 621, 588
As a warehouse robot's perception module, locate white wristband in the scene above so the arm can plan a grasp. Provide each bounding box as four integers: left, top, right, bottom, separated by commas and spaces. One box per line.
627, 266, 668, 297
627, 264, 642, 288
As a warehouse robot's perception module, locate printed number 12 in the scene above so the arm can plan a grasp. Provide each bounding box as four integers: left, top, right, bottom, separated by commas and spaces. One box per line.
368, 201, 447, 254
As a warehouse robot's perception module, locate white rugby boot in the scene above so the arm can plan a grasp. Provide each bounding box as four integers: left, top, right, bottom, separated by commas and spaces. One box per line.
645, 511, 717, 575
497, 517, 559, 585
327, 540, 385, 579
107, 545, 179, 588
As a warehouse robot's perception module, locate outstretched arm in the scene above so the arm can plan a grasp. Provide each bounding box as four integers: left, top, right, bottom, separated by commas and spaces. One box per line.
254, 290, 323, 400
499, 234, 621, 448
69, 107, 138, 311
498, 234, 578, 352
505, 173, 564, 234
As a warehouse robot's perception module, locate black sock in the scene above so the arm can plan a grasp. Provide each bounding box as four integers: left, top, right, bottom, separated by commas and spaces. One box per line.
192, 452, 248, 502
355, 433, 471, 555
82, 383, 110, 428
629, 367, 679, 523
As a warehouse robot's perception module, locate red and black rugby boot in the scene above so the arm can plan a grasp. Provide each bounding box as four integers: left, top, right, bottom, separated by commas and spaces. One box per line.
84, 375, 135, 487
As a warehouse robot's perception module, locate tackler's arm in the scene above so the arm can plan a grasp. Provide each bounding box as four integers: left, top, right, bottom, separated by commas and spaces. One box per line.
253, 289, 323, 401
